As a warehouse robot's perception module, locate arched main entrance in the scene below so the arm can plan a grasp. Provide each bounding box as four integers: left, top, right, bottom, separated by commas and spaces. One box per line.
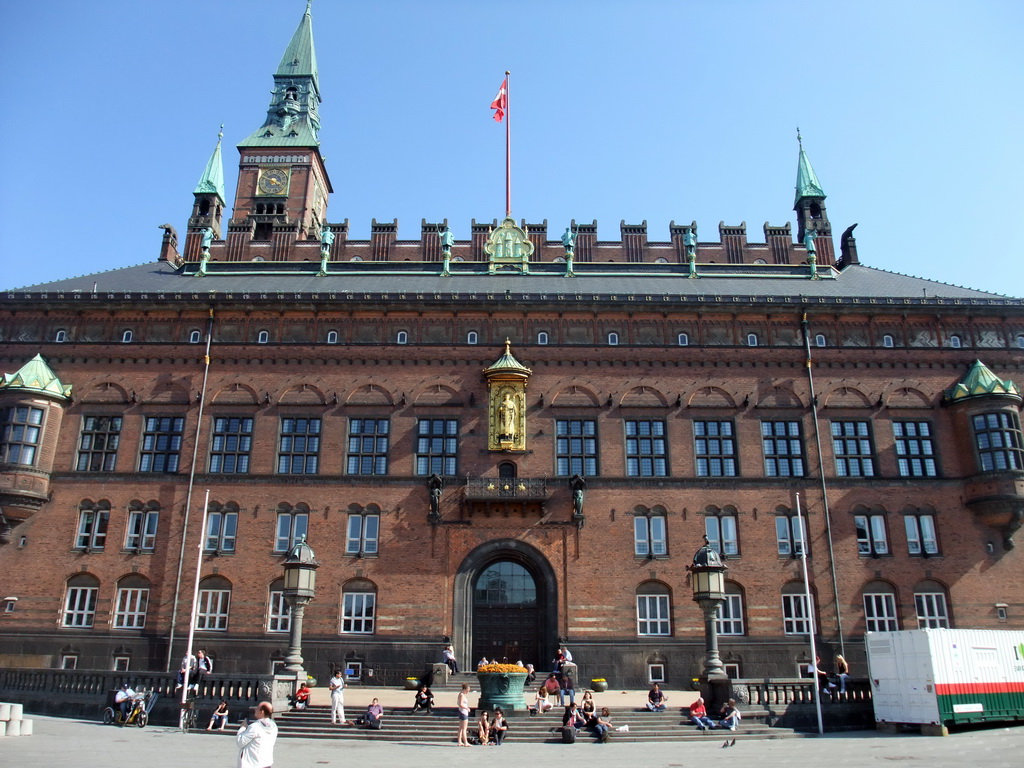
453, 540, 557, 672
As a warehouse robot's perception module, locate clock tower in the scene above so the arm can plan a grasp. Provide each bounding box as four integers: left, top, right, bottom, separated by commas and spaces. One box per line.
225, 1, 333, 261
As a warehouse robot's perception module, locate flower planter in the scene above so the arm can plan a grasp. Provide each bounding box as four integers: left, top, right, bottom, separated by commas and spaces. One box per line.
404, 678, 421, 690
476, 671, 529, 712
590, 680, 608, 693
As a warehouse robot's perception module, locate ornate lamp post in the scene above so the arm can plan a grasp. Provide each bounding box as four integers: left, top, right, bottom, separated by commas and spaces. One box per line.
689, 535, 730, 712
282, 536, 319, 678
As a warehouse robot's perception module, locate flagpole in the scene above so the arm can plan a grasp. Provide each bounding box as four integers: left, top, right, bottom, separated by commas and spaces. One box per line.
504, 70, 511, 218
796, 493, 825, 735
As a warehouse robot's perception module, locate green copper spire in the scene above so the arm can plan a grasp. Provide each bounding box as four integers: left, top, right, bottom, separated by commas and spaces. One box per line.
794, 128, 826, 205
0, 354, 72, 400
194, 125, 225, 202
944, 360, 1021, 404
239, 2, 322, 148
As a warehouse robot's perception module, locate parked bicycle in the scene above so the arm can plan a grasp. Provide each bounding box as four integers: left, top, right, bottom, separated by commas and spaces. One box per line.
179, 693, 199, 732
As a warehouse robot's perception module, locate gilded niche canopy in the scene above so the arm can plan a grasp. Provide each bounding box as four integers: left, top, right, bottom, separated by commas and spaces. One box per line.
483, 340, 531, 451
485, 218, 534, 274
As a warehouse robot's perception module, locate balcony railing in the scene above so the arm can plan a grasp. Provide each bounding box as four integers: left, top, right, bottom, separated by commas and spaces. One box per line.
463, 477, 548, 500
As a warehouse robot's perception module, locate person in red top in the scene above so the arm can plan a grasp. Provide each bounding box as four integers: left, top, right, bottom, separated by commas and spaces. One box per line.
688, 696, 715, 730
293, 683, 311, 710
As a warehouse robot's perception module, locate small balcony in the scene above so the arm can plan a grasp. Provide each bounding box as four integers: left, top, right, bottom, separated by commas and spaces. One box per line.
462, 477, 550, 517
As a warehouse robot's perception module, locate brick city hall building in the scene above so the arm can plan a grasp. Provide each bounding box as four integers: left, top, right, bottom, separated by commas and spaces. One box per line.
1, 6, 1022, 686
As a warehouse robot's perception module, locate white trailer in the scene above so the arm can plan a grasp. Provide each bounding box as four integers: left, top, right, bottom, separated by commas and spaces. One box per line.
865, 628, 1024, 735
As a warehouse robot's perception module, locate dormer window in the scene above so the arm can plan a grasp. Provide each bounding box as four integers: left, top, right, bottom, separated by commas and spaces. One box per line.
189, 330, 202, 344
678, 333, 689, 346
815, 334, 827, 348
537, 332, 549, 345
55, 329, 67, 343
396, 331, 408, 345
882, 334, 895, 348
466, 331, 478, 345
608, 332, 619, 346
121, 330, 133, 344
257, 330, 270, 344
949, 334, 962, 349
326, 330, 339, 345
747, 333, 758, 347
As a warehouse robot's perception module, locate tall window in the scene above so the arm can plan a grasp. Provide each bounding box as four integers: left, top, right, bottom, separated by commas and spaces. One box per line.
694, 420, 737, 477
775, 512, 806, 556
341, 581, 377, 634
893, 421, 937, 477
863, 587, 899, 632
717, 586, 745, 635
205, 505, 238, 553
347, 418, 390, 475
831, 420, 875, 477
782, 588, 813, 635
705, 508, 739, 557
278, 417, 320, 474
113, 576, 150, 629
556, 419, 598, 476
625, 420, 667, 477
854, 511, 889, 556
275, 509, 309, 552
972, 412, 1024, 471
415, 418, 458, 476
210, 417, 253, 473
346, 513, 379, 556
636, 584, 671, 636
915, 585, 950, 629
62, 574, 99, 628
267, 579, 290, 633
75, 503, 110, 550
0, 405, 44, 465
904, 511, 939, 556
139, 416, 185, 473
761, 420, 805, 477
634, 513, 667, 557
196, 577, 231, 631
76, 415, 122, 472
124, 504, 158, 551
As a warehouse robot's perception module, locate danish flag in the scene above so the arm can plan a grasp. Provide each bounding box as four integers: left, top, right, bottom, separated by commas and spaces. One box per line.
490, 78, 507, 122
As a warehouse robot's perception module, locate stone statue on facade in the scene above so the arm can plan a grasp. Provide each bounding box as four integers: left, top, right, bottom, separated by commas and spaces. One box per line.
439, 226, 455, 255
803, 228, 817, 255
498, 392, 517, 441
200, 227, 214, 253
320, 225, 335, 253
561, 227, 577, 257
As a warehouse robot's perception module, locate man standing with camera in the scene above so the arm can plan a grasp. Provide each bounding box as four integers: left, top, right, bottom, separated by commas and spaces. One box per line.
237, 701, 277, 768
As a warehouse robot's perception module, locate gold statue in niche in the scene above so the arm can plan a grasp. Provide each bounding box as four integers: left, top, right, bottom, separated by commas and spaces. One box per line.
483, 340, 530, 452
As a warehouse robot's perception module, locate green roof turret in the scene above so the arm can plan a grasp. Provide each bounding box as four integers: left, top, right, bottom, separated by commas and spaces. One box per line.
239, 1, 322, 148
795, 129, 826, 205
194, 125, 225, 202
944, 360, 1021, 404
0, 354, 72, 400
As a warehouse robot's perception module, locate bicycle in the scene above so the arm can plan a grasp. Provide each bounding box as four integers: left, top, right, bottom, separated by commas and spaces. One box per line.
102, 691, 151, 728
179, 695, 198, 732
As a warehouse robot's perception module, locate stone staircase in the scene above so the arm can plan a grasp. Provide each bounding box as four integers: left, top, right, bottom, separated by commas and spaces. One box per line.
250, 705, 811, 744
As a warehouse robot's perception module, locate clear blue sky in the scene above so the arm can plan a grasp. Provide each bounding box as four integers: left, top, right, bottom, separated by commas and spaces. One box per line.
2, 0, 1021, 296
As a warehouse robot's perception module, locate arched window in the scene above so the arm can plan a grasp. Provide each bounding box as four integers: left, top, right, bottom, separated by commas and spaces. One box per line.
862, 579, 899, 632
914, 579, 951, 629
948, 334, 962, 348
396, 330, 408, 345
537, 332, 549, 345
350, 255, 364, 262
266, 577, 291, 633
717, 582, 745, 635
62, 573, 100, 628
55, 329, 67, 343
677, 332, 689, 346
257, 330, 269, 344
607, 332, 619, 346
655, 257, 669, 264
634, 507, 668, 557
704, 505, 739, 557
774, 506, 807, 557
752, 258, 767, 265
636, 581, 671, 636
747, 333, 758, 347
1017, 334, 1024, 349
781, 581, 816, 635
341, 578, 377, 634
121, 329, 133, 343
815, 334, 827, 348
466, 331, 478, 345
196, 575, 232, 631
326, 330, 338, 344
882, 334, 895, 348
854, 505, 890, 556
113, 574, 151, 630
189, 330, 202, 344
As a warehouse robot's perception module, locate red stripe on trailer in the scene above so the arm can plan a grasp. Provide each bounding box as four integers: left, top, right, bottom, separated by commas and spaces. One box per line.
935, 682, 1024, 695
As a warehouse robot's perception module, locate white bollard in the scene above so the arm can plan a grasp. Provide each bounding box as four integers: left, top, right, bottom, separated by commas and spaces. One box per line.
0, 703, 10, 720
0, 721, 8, 737
5, 720, 20, 736
8, 703, 22, 720
18, 719, 32, 736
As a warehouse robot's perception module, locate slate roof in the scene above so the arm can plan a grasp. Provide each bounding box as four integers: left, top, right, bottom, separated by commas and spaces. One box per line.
4, 260, 1018, 306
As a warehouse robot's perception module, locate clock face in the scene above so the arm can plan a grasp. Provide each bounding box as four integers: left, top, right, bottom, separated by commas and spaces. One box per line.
258, 168, 289, 195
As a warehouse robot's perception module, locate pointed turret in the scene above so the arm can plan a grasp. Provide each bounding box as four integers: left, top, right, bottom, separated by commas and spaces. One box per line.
944, 360, 1021, 404
793, 129, 833, 265
239, 0, 321, 148
184, 127, 227, 260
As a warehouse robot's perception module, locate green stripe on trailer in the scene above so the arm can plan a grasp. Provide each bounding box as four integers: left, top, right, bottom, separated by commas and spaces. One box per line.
937, 691, 1024, 725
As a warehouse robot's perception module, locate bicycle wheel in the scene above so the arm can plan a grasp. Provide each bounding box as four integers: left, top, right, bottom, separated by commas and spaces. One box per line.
102, 707, 115, 725
137, 711, 149, 728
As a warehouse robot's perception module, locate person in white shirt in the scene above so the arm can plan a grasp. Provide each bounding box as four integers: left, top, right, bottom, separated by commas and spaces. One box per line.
114, 683, 136, 720
328, 670, 346, 725
237, 701, 277, 768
